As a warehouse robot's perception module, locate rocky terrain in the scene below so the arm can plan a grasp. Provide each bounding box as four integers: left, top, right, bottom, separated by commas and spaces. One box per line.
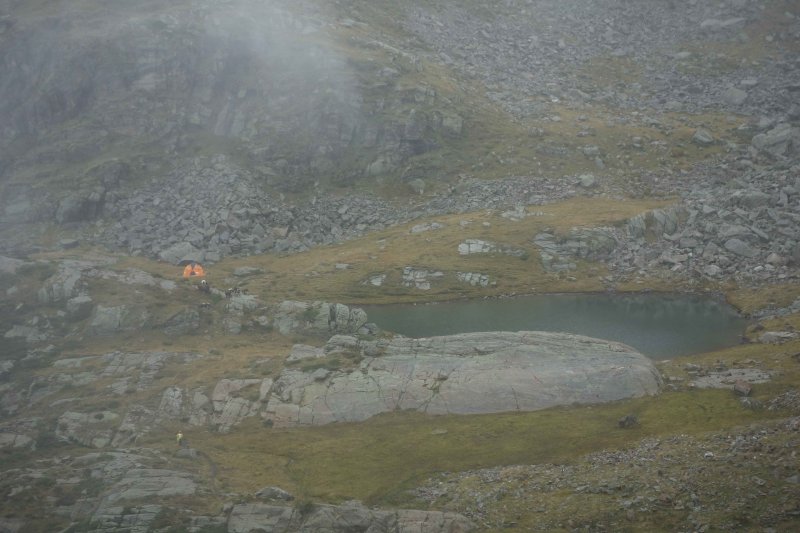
414, 415, 800, 531
1, 0, 800, 532
0, 1, 798, 289
265, 331, 662, 427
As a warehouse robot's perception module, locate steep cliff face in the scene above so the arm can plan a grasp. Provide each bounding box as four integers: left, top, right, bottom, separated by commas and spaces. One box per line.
0, 0, 463, 227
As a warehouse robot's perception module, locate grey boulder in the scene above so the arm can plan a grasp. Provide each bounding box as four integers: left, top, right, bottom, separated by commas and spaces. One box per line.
265, 331, 662, 427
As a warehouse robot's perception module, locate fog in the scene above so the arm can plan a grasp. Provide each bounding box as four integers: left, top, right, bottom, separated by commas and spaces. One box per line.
0, 0, 363, 181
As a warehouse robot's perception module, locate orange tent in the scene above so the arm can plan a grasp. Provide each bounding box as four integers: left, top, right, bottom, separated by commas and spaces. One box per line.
182, 262, 205, 278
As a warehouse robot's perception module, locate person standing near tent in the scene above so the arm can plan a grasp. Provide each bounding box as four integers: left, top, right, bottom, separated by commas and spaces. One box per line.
198, 279, 210, 293
183, 261, 205, 279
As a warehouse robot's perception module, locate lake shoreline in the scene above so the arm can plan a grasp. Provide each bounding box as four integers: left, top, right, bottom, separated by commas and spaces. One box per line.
361, 291, 748, 359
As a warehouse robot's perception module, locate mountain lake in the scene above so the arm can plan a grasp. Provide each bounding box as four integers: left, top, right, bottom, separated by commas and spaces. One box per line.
362, 293, 749, 359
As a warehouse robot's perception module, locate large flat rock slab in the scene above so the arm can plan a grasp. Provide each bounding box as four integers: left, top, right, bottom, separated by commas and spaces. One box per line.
265, 331, 663, 427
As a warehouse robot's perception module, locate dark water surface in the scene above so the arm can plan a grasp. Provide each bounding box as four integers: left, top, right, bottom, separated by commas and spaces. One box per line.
361, 293, 748, 359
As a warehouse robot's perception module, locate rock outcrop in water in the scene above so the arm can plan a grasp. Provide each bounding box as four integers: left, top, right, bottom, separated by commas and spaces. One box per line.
264, 331, 663, 427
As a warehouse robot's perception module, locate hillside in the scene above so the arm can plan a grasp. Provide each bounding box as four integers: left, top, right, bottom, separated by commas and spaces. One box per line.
0, 0, 799, 531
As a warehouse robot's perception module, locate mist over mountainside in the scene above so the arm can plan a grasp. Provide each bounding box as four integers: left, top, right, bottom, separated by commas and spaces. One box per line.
0, 0, 464, 243
0, 0, 797, 261
0, 0, 364, 172
1, 1, 800, 532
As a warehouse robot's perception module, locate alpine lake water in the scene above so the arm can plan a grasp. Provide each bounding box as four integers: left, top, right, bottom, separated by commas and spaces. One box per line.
361, 293, 749, 360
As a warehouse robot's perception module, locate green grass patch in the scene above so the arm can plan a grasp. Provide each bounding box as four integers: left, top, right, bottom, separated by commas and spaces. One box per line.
204, 196, 672, 306
167, 386, 777, 507
726, 283, 800, 314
